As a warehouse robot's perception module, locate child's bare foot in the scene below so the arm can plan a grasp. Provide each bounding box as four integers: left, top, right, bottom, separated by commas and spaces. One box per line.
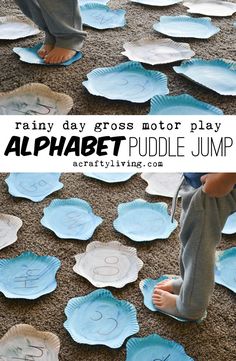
44, 47, 76, 64
38, 44, 54, 59
154, 279, 175, 293
152, 289, 178, 315
154, 276, 183, 295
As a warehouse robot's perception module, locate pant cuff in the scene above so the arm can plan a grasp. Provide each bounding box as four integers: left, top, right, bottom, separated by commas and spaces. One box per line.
44, 32, 56, 45
176, 297, 206, 320
55, 35, 86, 51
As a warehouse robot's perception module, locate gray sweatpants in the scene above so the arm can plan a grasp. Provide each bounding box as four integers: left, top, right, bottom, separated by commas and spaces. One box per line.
14, 0, 86, 51
175, 187, 236, 320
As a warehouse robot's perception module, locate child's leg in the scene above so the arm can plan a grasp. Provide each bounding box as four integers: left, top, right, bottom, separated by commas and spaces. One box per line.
14, 0, 55, 57
37, 0, 86, 63
153, 189, 195, 296
154, 187, 236, 320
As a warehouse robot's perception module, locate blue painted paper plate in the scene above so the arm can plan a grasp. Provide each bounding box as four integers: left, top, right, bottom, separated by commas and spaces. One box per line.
215, 247, 236, 292
0, 251, 60, 299
153, 16, 220, 39
83, 61, 169, 103
222, 212, 236, 234
131, 0, 182, 6
174, 58, 236, 96
113, 200, 177, 242
5, 173, 63, 202
81, 4, 126, 29
41, 198, 103, 240
13, 43, 82, 66
126, 334, 194, 361
83, 172, 136, 183
64, 289, 139, 348
139, 276, 206, 322
149, 94, 224, 115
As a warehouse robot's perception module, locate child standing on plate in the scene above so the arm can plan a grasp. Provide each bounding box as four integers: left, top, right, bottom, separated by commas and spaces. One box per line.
152, 173, 236, 321
14, 0, 86, 64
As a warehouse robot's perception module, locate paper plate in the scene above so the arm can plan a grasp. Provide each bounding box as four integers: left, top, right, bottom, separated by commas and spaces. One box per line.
222, 211, 236, 234
183, 0, 236, 17
83, 61, 169, 103
122, 38, 195, 65
140, 276, 197, 322
13, 43, 82, 66
81, 4, 126, 29
126, 334, 194, 361
0, 16, 40, 40
174, 59, 236, 96
215, 247, 236, 292
141, 173, 190, 197
5, 173, 63, 202
130, 0, 182, 6
0, 213, 22, 251
153, 16, 220, 39
0, 324, 60, 360
149, 94, 224, 115
83, 172, 136, 183
73, 241, 143, 288
41, 198, 103, 240
0, 83, 73, 115
113, 199, 178, 242
64, 289, 139, 348
0, 251, 61, 299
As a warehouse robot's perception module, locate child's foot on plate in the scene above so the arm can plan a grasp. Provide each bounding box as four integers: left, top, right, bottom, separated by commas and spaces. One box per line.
154, 276, 182, 294
152, 288, 206, 322
44, 47, 76, 64
152, 289, 178, 315
154, 279, 175, 293
38, 44, 54, 59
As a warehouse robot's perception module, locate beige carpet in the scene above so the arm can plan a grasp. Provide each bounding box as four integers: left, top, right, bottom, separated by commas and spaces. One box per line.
0, 172, 235, 360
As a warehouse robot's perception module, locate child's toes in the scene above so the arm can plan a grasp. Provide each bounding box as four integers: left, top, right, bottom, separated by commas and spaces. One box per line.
38, 44, 54, 59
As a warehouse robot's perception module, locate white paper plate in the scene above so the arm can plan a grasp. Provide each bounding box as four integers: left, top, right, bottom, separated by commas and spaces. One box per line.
0, 83, 73, 115
122, 38, 195, 65
183, 0, 236, 17
0, 213, 22, 251
0, 324, 60, 360
130, 0, 182, 6
73, 241, 143, 288
141, 173, 191, 197
0, 16, 40, 40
